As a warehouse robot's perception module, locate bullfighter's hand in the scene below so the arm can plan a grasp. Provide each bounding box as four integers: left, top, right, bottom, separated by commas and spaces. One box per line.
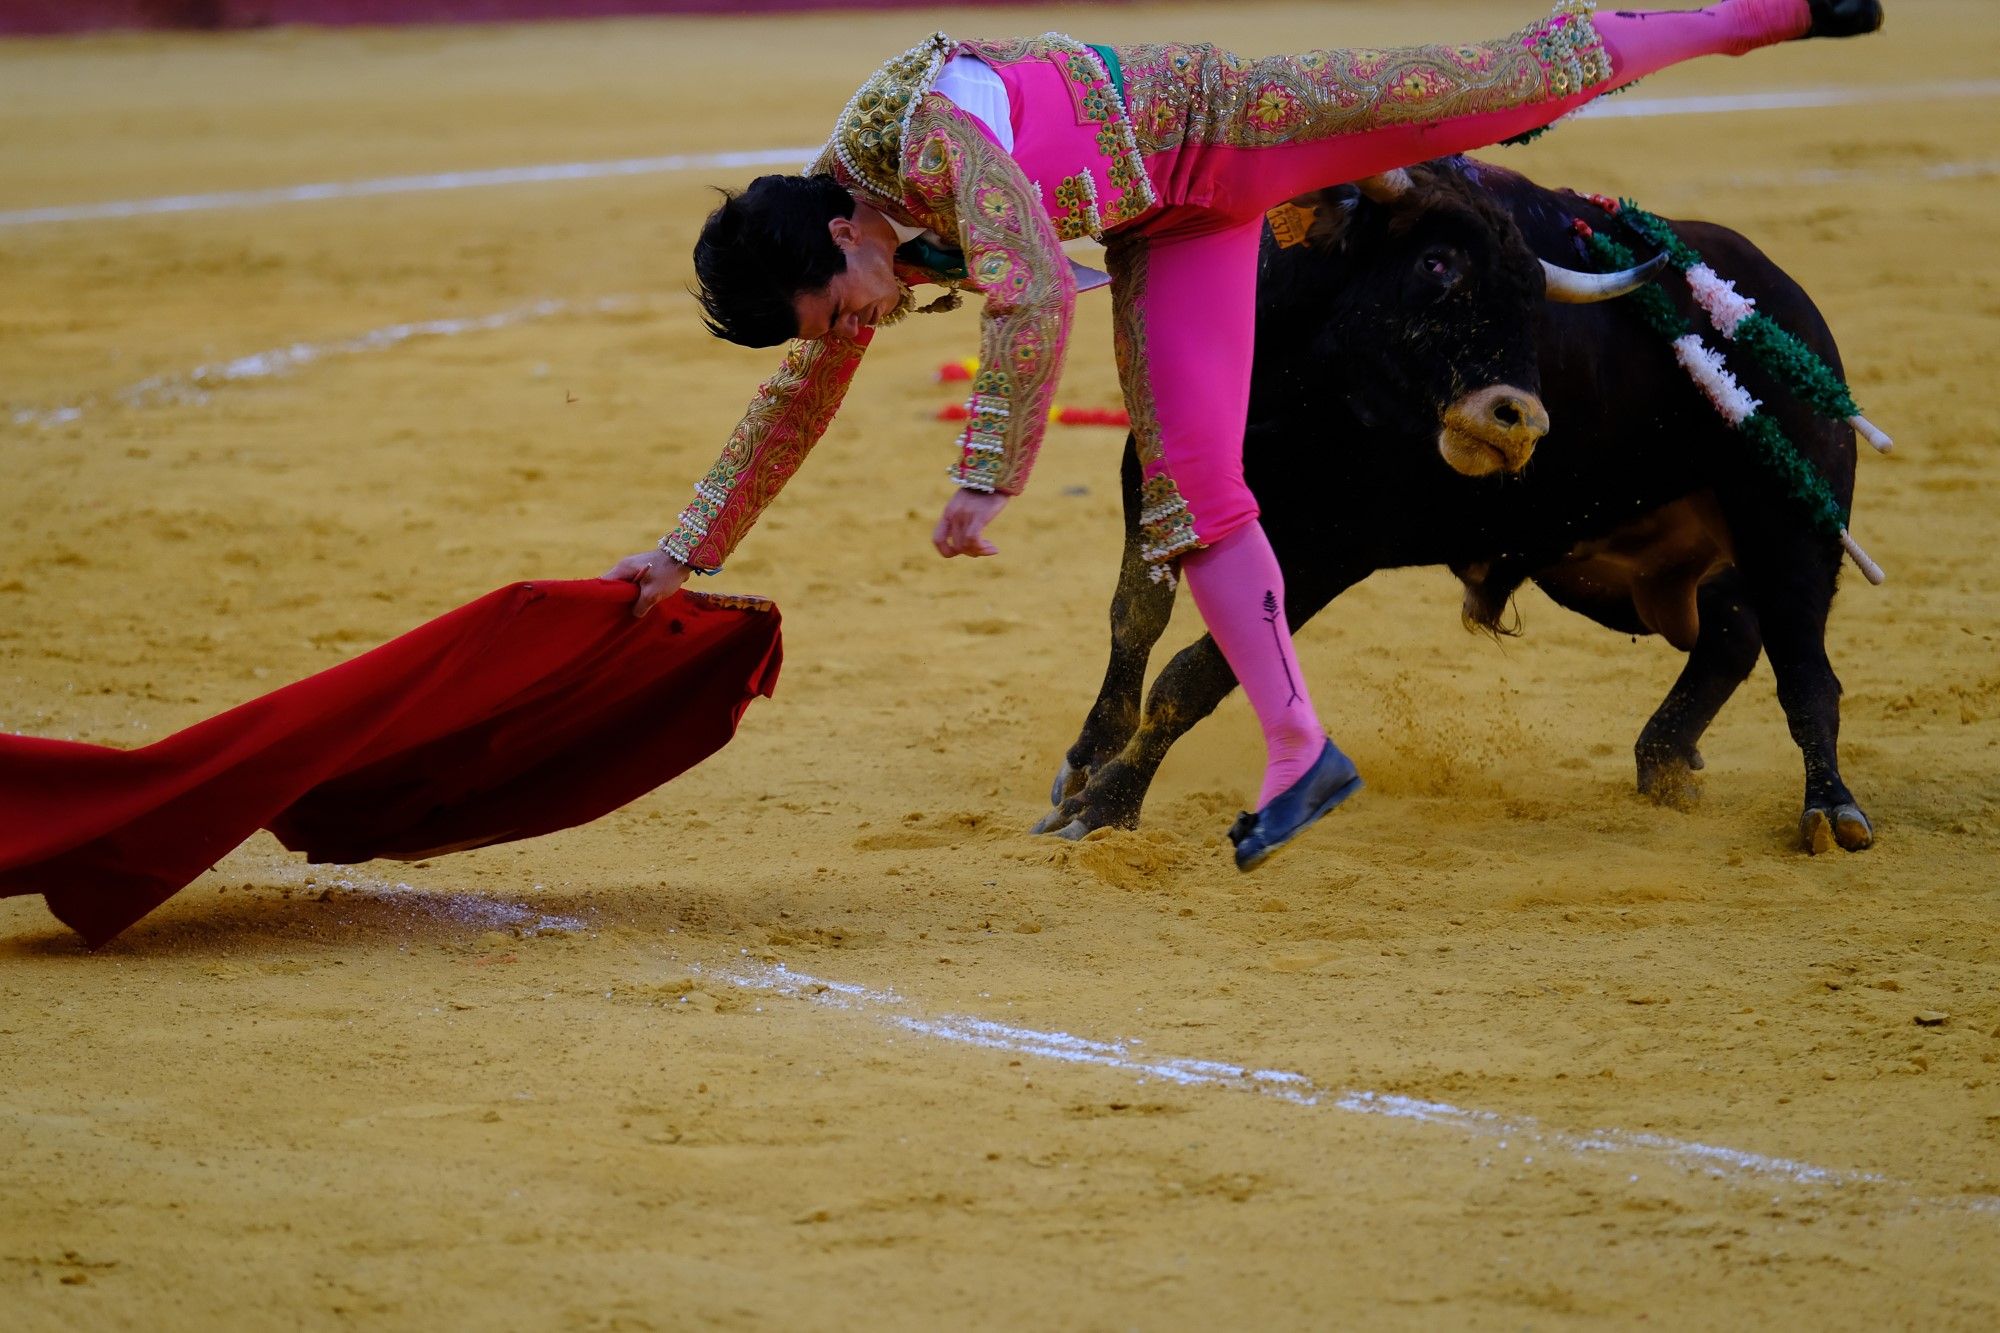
933, 488, 1009, 558
601, 549, 691, 618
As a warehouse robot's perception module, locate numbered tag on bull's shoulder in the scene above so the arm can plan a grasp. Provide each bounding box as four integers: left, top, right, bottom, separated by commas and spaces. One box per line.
1266, 202, 1318, 250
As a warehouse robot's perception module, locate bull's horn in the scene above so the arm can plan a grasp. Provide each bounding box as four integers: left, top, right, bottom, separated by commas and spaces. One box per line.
1354, 169, 1414, 203
1541, 252, 1670, 303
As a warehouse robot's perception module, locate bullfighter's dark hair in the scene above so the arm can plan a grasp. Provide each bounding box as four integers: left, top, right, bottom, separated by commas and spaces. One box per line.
694, 174, 856, 347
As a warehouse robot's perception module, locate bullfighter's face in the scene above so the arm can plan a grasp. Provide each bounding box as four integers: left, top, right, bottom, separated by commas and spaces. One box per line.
793, 204, 904, 343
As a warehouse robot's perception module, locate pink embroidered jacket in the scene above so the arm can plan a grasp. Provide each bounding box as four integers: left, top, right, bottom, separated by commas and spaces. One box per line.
659, 33, 1155, 574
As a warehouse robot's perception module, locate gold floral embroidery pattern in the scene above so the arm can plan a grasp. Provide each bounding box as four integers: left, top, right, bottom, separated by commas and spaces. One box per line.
659, 331, 873, 571
823, 33, 953, 203
1067, 40, 1159, 233
901, 94, 1076, 495
1116, 5, 1609, 154
954, 33, 1157, 238
1096, 122, 1155, 231
1138, 474, 1201, 576
952, 35, 1044, 66
1106, 234, 1201, 578
1051, 173, 1102, 240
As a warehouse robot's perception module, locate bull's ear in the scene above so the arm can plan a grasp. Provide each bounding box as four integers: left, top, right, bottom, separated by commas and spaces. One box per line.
1305, 189, 1361, 250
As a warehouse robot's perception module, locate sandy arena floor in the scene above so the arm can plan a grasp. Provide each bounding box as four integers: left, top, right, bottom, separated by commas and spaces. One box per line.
3, 2, 1998, 1327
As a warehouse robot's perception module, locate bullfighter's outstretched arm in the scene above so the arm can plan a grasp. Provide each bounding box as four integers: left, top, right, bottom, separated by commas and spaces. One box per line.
657, 327, 873, 573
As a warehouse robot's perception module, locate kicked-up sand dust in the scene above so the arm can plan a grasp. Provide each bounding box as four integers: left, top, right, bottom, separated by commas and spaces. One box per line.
2, 2, 1998, 1327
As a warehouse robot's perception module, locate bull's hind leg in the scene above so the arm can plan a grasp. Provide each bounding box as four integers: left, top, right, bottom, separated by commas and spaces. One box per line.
1635, 573, 1764, 809
1727, 517, 1871, 852
1034, 439, 1178, 828
1039, 557, 1363, 838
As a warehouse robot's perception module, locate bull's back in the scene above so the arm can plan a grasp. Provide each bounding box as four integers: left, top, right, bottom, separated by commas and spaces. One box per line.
1524, 210, 1859, 639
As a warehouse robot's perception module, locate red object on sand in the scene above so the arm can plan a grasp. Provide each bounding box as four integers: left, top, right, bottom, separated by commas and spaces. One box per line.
935, 403, 1129, 427
0, 580, 782, 947
1053, 406, 1131, 428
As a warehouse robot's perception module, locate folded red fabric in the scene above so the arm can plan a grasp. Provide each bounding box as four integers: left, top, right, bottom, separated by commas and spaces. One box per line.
0, 580, 782, 947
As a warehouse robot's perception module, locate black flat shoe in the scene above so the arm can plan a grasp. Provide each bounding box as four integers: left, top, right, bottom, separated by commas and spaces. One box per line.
1228, 739, 1363, 872
1803, 0, 1884, 38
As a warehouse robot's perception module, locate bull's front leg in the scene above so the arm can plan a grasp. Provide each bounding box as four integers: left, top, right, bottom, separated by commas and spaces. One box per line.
1038, 632, 1241, 838
1033, 439, 1178, 827
1634, 573, 1764, 808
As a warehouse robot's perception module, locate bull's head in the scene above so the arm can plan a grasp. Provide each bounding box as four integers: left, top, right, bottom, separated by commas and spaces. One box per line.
1267, 163, 1659, 478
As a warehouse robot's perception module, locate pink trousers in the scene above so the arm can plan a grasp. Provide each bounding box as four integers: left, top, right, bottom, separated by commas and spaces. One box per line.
1101, 0, 1812, 567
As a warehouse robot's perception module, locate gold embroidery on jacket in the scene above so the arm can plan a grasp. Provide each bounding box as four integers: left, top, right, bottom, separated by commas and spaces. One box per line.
901, 94, 1075, 495
1117, 6, 1609, 154
660, 333, 871, 570
1107, 235, 1201, 576
824, 33, 954, 202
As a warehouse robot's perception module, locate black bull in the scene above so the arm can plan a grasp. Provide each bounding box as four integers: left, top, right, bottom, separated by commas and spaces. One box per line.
1038, 157, 1873, 855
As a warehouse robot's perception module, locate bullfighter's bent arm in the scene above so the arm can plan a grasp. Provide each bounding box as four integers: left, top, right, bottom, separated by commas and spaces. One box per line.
902, 94, 1078, 496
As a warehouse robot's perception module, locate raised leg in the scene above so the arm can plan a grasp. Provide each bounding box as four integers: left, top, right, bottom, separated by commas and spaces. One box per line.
1130, 1, 1818, 222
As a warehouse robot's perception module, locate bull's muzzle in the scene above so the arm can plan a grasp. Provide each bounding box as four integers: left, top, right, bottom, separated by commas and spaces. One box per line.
1439, 385, 1550, 476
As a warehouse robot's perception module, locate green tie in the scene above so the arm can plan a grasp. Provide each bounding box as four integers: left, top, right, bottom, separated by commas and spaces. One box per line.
895, 236, 968, 281
1088, 44, 1127, 105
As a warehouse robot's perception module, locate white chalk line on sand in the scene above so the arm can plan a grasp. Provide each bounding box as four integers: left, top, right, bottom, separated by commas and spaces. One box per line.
4, 79, 1996, 230
7, 294, 642, 429
1720, 157, 2000, 189
1577, 77, 2000, 121
0, 148, 814, 228
707, 960, 2000, 1215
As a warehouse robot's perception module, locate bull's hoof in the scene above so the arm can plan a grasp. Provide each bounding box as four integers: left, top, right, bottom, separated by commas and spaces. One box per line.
1033, 797, 1136, 840
1035, 756, 1151, 838
1031, 802, 1078, 835
1637, 756, 1703, 811
1800, 802, 1874, 854
1047, 759, 1086, 809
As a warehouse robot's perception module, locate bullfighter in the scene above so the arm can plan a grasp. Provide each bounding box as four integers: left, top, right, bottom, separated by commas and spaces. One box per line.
604, 0, 1884, 868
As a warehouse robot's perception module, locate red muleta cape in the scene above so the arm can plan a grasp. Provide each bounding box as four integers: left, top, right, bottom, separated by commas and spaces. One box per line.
0, 580, 782, 947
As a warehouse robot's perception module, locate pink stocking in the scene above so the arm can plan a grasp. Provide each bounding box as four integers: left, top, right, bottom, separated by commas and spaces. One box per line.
1598, 0, 1812, 75
1180, 523, 1326, 808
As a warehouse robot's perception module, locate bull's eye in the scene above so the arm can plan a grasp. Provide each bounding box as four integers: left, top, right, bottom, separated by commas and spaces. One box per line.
1419, 246, 1464, 289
